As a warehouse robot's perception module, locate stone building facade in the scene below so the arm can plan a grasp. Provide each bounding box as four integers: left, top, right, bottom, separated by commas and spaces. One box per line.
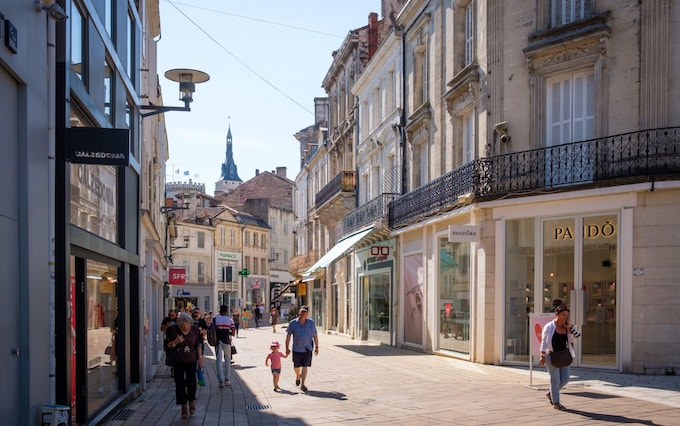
295, 0, 680, 374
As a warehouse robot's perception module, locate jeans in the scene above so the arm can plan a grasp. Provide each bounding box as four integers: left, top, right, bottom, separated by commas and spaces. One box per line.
546, 354, 570, 404
215, 341, 232, 383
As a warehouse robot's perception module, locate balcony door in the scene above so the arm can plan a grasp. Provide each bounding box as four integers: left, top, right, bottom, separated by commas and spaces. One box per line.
545, 71, 595, 186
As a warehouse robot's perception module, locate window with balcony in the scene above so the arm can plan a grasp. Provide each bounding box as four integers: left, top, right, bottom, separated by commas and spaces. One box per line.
547, 70, 595, 145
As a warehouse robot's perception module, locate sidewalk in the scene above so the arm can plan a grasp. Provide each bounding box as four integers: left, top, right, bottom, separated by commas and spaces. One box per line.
102, 324, 680, 425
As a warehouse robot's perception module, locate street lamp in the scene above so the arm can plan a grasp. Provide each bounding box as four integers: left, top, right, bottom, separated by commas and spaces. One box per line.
141, 68, 210, 118
238, 268, 250, 309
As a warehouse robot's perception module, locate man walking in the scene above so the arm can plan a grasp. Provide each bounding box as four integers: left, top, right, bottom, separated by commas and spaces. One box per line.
285, 305, 318, 393
213, 305, 235, 387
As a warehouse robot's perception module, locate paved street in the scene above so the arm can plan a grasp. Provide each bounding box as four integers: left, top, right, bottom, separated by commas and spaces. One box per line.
102, 324, 680, 425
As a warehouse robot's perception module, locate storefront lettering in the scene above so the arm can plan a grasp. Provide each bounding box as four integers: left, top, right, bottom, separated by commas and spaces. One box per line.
175, 289, 191, 296
76, 165, 115, 207
554, 219, 616, 241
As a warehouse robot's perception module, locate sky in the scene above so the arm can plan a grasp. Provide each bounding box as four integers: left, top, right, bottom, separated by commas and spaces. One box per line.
157, 0, 382, 194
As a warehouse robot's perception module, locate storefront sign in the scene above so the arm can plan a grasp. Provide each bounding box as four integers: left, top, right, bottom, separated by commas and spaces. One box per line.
217, 251, 239, 260
169, 267, 186, 284
449, 225, 481, 243
175, 289, 191, 296
554, 219, 617, 241
66, 127, 130, 166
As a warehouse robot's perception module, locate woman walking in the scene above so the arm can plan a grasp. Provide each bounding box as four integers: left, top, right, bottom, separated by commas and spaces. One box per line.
539, 305, 580, 411
271, 307, 279, 333
166, 312, 204, 419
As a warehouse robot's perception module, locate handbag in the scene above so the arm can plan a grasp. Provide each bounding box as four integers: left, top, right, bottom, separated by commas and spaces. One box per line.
550, 348, 573, 367
231, 345, 237, 355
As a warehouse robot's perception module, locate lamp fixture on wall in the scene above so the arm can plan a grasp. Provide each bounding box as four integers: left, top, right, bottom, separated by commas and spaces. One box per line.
35, 0, 68, 22
142, 69, 210, 118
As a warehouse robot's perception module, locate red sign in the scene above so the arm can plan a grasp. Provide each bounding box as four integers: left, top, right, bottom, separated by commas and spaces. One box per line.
169, 267, 186, 284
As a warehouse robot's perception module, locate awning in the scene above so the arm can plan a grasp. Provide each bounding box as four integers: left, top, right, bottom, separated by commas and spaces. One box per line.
305, 227, 374, 275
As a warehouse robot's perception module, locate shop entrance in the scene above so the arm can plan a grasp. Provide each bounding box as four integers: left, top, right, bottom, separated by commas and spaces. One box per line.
174, 297, 198, 313
504, 213, 618, 368
541, 214, 618, 368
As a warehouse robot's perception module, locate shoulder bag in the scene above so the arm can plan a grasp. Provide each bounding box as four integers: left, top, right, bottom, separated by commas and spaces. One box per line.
550, 348, 573, 367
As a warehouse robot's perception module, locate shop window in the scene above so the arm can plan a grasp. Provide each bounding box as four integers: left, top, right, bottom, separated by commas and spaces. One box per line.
85, 259, 119, 413
437, 239, 471, 354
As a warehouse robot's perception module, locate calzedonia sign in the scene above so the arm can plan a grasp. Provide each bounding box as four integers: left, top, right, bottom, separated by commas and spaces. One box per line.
169, 268, 186, 285
66, 127, 130, 166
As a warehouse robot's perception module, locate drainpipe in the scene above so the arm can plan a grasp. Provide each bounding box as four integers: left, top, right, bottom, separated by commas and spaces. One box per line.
46, 16, 57, 403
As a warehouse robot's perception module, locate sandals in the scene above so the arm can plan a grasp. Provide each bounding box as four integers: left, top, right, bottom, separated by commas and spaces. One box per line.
181, 404, 189, 419
553, 402, 567, 411
189, 400, 196, 415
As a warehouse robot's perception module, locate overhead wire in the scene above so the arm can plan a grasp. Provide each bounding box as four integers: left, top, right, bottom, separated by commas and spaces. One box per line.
165, 0, 338, 115
168, 1, 345, 38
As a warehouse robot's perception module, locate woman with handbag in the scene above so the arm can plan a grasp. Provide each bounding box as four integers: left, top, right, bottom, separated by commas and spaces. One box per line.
166, 312, 204, 419
539, 304, 579, 411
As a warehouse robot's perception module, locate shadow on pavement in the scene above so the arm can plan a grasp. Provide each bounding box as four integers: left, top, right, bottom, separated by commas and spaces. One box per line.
303, 390, 348, 400
567, 409, 661, 425
335, 344, 425, 357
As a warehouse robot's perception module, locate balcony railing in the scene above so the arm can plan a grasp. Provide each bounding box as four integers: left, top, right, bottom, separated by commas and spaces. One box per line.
343, 193, 400, 234
390, 127, 680, 229
315, 171, 356, 208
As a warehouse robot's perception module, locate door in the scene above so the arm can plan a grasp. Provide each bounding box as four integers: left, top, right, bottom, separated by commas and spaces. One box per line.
541, 214, 618, 368
360, 276, 369, 340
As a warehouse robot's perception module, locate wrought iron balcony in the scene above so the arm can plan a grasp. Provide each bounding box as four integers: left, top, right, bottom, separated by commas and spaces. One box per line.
344, 193, 400, 234
390, 127, 680, 229
315, 171, 356, 208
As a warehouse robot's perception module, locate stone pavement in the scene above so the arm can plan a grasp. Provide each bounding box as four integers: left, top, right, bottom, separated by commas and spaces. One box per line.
101, 324, 680, 425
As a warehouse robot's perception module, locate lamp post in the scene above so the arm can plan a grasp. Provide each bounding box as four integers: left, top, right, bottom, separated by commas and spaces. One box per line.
141, 68, 210, 117
238, 268, 250, 309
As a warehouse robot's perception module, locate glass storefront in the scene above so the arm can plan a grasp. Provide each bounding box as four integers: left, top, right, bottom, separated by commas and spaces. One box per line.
504, 214, 618, 367
360, 271, 391, 344
438, 238, 471, 354
84, 259, 119, 414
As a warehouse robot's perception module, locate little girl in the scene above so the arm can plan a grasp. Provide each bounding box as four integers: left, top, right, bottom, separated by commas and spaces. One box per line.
265, 341, 288, 391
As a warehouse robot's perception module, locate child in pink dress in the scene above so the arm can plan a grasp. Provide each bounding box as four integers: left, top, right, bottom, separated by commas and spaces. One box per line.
265, 341, 288, 391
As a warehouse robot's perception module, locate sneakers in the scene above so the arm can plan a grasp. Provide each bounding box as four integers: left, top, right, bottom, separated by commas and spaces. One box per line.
223, 380, 231, 387
219, 382, 224, 388
553, 403, 567, 411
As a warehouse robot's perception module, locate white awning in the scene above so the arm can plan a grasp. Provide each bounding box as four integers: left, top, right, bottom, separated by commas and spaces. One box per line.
305, 227, 374, 275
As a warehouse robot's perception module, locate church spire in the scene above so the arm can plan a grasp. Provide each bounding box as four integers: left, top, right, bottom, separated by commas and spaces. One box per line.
219, 124, 242, 182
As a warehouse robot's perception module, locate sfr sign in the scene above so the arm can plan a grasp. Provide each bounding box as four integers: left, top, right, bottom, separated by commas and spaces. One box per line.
169, 267, 186, 284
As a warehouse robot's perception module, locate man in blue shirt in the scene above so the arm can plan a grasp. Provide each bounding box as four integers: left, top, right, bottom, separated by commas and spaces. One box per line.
285, 305, 319, 393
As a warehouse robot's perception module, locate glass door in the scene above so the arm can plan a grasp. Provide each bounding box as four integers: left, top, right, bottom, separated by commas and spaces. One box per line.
577, 215, 618, 367
541, 214, 618, 368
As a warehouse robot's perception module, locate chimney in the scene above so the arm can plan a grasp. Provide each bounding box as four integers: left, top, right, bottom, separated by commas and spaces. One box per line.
276, 167, 287, 179
255, 169, 259, 176
368, 12, 379, 59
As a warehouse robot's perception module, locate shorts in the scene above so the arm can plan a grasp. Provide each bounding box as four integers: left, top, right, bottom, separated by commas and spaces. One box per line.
292, 349, 313, 368
270, 368, 281, 374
